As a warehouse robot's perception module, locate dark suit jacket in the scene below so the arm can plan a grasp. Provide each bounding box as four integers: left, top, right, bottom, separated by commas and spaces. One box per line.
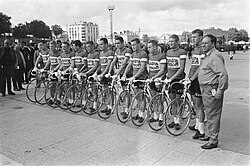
0, 46, 16, 66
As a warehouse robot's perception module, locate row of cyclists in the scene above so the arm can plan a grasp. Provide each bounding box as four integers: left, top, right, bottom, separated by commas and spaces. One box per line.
31, 29, 205, 138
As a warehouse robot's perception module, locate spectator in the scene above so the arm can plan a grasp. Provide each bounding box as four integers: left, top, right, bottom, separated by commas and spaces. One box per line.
0, 39, 16, 96
13, 44, 26, 91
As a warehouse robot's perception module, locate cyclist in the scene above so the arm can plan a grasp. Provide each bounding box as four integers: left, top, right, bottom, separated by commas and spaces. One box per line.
58, 42, 75, 73
188, 29, 206, 140
70, 40, 88, 72
43, 40, 61, 105
122, 38, 148, 122
106, 36, 132, 85
97, 38, 115, 115
81, 41, 100, 113
164, 34, 187, 130
33, 41, 50, 70
147, 40, 167, 126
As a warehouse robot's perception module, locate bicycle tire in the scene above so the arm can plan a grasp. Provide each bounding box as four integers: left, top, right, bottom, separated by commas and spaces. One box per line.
116, 90, 132, 123
131, 92, 150, 127
81, 84, 100, 115
26, 79, 37, 103
66, 84, 83, 113
165, 97, 192, 136
45, 81, 59, 108
57, 82, 70, 110
34, 80, 49, 105
148, 94, 169, 131
97, 88, 116, 119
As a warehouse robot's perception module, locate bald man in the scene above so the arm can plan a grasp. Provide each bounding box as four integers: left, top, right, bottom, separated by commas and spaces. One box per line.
0, 39, 16, 96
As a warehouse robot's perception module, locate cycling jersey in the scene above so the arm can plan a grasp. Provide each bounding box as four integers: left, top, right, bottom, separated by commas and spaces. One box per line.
188, 45, 205, 78
115, 47, 132, 75
148, 50, 166, 78
100, 49, 114, 72
166, 47, 187, 79
87, 50, 100, 70
49, 50, 61, 70
72, 48, 87, 70
60, 51, 75, 71
39, 52, 49, 65
131, 49, 148, 79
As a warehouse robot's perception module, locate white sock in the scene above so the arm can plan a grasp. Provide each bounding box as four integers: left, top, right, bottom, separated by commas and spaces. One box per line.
93, 102, 97, 109
153, 112, 158, 119
199, 122, 205, 134
69, 99, 73, 104
125, 108, 129, 113
159, 114, 163, 121
175, 117, 180, 124
195, 118, 199, 129
82, 100, 86, 105
138, 110, 143, 117
107, 105, 111, 109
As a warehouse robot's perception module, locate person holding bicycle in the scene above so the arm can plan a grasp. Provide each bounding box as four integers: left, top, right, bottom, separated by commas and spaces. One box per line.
81, 41, 100, 113
97, 38, 115, 115
122, 38, 148, 123
146, 40, 167, 126
106, 37, 132, 119
188, 29, 206, 140
164, 34, 187, 130
70, 40, 88, 73
106, 36, 133, 86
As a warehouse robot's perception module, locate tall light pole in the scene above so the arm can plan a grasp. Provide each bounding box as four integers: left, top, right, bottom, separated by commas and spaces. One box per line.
108, 5, 115, 44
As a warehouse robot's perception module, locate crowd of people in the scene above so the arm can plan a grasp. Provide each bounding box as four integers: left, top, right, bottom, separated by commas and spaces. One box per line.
0, 29, 229, 150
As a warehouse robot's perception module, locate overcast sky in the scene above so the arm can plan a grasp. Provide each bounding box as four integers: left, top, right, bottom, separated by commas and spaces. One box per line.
1, 0, 249, 37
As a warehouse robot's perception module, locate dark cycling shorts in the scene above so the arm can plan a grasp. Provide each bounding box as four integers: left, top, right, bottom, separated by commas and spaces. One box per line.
168, 79, 184, 95
149, 82, 162, 93
100, 76, 112, 85
189, 78, 202, 98
120, 74, 132, 86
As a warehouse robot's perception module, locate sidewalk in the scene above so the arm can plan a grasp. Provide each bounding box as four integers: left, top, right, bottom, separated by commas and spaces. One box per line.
0, 93, 249, 166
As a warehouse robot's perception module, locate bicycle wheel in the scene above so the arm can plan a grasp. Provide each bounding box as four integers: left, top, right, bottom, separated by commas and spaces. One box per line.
131, 92, 150, 127
148, 94, 169, 131
97, 88, 116, 119
165, 97, 192, 136
45, 81, 59, 108
34, 80, 49, 105
57, 82, 70, 110
26, 79, 37, 103
116, 90, 133, 123
66, 84, 83, 113
81, 84, 100, 115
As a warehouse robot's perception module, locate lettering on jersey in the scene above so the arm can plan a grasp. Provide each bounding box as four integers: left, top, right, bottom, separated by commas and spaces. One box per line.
50, 57, 58, 65
117, 55, 125, 67
167, 57, 180, 68
149, 61, 160, 71
87, 59, 95, 68
132, 58, 141, 69
41, 54, 49, 63
191, 55, 201, 66
74, 56, 84, 65
61, 58, 71, 67
100, 57, 108, 66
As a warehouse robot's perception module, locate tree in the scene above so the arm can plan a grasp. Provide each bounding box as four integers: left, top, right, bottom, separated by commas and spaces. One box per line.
51, 24, 63, 38
238, 29, 249, 42
12, 23, 28, 38
26, 20, 52, 39
0, 12, 12, 35
181, 31, 191, 42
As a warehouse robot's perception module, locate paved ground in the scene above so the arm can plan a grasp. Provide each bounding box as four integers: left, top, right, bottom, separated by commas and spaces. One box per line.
0, 51, 249, 166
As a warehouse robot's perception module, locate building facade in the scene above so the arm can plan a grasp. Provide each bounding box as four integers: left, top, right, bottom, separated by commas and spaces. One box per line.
67, 21, 99, 43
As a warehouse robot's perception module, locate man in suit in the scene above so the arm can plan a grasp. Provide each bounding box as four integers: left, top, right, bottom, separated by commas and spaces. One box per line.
198, 34, 228, 149
0, 39, 16, 96
20, 42, 32, 84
